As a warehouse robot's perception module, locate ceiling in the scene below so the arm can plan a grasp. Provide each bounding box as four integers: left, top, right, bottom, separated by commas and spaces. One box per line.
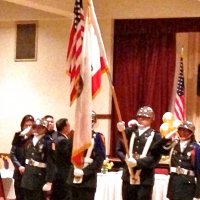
1, 0, 200, 22
0, 0, 73, 21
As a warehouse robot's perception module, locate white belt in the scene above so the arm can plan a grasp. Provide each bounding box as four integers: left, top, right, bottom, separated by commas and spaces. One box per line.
170, 166, 195, 176
25, 159, 46, 168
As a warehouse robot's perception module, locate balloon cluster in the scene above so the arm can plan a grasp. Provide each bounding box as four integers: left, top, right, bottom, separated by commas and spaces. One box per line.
160, 112, 181, 137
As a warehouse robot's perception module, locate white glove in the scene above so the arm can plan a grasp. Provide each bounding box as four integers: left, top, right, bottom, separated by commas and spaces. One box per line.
193, 198, 199, 200
42, 182, 52, 191
20, 126, 32, 136
128, 119, 139, 127
74, 168, 84, 177
84, 157, 93, 164
126, 156, 137, 168
117, 121, 125, 132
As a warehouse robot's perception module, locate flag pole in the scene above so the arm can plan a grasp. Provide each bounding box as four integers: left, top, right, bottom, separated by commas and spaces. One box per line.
106, 68, 137, 182
86, 0, 129, 153
106, 69, 130, 156
86, 0, 135, 182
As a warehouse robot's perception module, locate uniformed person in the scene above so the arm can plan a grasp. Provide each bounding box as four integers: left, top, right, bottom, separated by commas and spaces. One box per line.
52, 118, 72, 200
117, 106, 162, 200
67, 111, 106, 200
91, 111, 106, 146
116, 136, 126, 165
10, 114, 34, 200
21, 118, 55, 200
151, 121, 200, 200
43, 115, 58, 144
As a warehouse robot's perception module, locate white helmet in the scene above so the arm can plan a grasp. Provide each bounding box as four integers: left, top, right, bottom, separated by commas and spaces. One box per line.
137, 106, 155, 120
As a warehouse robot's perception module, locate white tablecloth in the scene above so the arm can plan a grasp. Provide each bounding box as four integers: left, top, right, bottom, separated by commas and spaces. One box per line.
95, 171, 123, 200
95, 171, 170, 200
153, 174, 169, 200
0, 169, 15, 200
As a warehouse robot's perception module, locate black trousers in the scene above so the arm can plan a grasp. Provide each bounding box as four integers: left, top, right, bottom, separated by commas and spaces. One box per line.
14, 178, 25, 200
122, 181, 153, 200
23, 188, 45, 200
52, 179, 70, 200
69, 186, 96, 200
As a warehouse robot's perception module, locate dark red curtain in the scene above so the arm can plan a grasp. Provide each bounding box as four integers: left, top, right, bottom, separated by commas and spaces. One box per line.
0, 177, 5, 199
110, 18, 200, 157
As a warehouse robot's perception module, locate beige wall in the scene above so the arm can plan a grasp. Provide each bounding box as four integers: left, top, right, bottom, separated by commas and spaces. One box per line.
0, 18, 113, 153
0, 20, 67, 152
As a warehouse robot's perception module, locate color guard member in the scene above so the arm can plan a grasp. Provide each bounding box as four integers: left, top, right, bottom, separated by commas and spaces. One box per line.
21, 118, 55, 200
117, 106, 162, 200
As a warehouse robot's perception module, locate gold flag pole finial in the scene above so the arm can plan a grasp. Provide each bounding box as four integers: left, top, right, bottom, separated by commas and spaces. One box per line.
181, 47, 184, 57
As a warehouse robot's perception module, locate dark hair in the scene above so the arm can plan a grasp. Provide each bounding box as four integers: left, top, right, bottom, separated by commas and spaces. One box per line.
20, 115, 34, 130
56, 118, 68, 132
44, 115, 54, 119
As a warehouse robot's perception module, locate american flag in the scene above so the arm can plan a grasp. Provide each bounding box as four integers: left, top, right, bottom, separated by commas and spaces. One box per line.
67, 0, 85, 105
67, 0, 108, 168
174, 57, 186, 121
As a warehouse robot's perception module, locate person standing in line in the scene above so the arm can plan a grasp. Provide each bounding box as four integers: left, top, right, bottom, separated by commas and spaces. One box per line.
91, 111, 106, 148
43, 115, 57, 200
117, 106, 162, 200
67, 111, 106, 200
151, 121, 200, 200
10, 114, 34, 200
21, 118, 55, 200
43, 115, 58, 143
116, 136, 126, 170
51, 118, 72, 200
